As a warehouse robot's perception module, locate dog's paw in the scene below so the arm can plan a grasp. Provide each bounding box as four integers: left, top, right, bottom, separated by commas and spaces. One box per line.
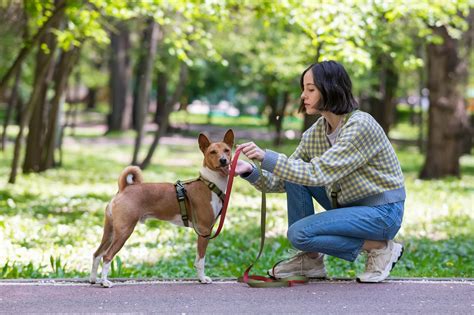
89, 275, 97, 284
199, 276, 212, 284
101, 279, 114, 288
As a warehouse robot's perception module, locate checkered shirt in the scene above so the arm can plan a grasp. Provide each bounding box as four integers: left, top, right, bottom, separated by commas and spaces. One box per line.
250, 110, 405, 206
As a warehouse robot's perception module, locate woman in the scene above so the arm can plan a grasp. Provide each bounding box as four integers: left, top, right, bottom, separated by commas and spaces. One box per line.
235, 60, 405, 282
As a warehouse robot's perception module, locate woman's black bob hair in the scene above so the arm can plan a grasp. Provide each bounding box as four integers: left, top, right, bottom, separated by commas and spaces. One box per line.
299, 60, 358, 114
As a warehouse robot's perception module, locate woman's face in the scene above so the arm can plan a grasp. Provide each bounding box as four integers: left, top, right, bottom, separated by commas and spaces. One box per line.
301, 70, 321, 115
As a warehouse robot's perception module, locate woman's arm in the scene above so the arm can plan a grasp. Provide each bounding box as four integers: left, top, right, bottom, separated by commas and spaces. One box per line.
236, 139, 308, 193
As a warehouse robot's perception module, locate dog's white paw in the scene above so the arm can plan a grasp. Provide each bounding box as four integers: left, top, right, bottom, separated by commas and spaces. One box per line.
199, 276, 212, 284
101, 279, 114, 288
89, 276, 97, 284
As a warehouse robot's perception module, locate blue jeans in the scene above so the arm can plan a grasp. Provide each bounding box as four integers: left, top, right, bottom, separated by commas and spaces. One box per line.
285, 182, 404, 262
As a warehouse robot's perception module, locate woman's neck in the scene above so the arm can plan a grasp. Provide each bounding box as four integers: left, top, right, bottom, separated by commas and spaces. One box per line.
322, 111, 343, 134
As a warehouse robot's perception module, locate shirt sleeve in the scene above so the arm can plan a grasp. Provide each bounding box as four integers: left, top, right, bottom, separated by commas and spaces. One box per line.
261, 118, 384, 187
240, 133, 309, 193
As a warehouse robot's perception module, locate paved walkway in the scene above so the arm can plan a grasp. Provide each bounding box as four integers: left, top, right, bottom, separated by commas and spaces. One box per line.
1, 278, 473, 313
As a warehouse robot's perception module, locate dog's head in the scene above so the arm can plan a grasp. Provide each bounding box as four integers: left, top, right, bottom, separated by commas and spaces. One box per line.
198, 129, 234, 176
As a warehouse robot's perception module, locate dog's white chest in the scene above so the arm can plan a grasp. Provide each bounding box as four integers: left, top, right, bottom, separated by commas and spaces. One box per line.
210, 192, 223, 218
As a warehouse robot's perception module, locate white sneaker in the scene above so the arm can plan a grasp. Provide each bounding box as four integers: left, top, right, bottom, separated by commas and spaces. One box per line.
357, 240, 403, 283
268, 251, 327, 279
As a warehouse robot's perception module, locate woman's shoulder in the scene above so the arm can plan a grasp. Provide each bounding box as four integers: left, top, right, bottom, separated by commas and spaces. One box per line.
349, 109, 374, 121
347, 110, 382, 129
342, 110, 386, 141
303, 116, 325, 135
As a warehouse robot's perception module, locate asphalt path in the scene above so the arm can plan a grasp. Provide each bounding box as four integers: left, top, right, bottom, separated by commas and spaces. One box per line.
1, 278, 473, 314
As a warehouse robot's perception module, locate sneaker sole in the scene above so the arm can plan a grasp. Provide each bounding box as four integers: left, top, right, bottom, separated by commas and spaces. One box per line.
356, 244, 404, 283
268, 269, 327, 280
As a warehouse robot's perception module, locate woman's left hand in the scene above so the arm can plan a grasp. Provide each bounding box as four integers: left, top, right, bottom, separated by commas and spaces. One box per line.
237, 142, 265, 162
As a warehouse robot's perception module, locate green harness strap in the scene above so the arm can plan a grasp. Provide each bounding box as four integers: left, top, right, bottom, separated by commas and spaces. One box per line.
174, 176, 225, 237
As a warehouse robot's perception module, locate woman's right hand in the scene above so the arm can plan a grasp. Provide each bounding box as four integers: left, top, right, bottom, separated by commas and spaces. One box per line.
234, 160, 253, 176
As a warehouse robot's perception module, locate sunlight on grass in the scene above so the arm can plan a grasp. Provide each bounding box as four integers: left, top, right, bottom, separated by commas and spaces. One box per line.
1, 121, 473, 279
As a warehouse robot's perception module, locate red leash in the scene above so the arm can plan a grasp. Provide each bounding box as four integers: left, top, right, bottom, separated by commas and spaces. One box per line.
208, 147, 308, 287
238, 159, 308, 288
207, 147, 242, 239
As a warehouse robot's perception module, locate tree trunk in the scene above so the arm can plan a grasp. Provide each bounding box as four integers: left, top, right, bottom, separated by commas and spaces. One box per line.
8, 31, 63, 182
107, 21, 132, 132
0, 0, 66, 96
154, 69, 168, 124
41, 46, 80, 171
22, 15, 62, 173
379, 57, 399, 134
131, 20, 161, 165
139, 62, 188, 169
368, 55, 399, 134
265, 85, 278, 128
420, 20, 471, 179
274, 91, 289, 146
1, 64, 22, 151
86, 88, 97, 109
1, 4, 27, 152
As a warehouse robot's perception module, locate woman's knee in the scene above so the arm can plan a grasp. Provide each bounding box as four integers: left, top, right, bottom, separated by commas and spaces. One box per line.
287, 223, 309, 250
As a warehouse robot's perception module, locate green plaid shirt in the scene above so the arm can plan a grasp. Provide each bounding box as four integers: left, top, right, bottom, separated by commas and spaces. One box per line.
244, 110, 405, 206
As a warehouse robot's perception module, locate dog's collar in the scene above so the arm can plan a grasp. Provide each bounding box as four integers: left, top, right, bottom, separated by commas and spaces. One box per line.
198, 176, 226, 201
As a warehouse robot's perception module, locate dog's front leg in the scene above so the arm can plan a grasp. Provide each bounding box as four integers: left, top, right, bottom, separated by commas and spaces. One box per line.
195, 236, 212, 283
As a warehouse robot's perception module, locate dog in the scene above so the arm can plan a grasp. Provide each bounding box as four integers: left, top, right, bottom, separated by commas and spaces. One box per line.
89, 129, 234, 287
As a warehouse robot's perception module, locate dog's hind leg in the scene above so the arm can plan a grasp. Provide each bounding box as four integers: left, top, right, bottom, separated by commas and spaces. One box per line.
195, 235, 212, 283
100, 222, 137, 288
90, 206, 114, 284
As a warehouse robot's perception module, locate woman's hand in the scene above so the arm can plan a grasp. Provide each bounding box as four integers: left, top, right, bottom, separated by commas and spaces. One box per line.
234, 160, 253, 176
237, 142, 265, 162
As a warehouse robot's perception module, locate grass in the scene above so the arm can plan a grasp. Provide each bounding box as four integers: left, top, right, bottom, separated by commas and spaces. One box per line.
0, 112, 473, 280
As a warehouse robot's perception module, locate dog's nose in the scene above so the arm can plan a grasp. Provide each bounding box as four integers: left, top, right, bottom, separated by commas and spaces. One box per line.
219, 157, 228, 166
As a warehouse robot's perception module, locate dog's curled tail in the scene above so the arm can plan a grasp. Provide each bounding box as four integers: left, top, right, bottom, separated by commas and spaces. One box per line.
118, 166, 143, 192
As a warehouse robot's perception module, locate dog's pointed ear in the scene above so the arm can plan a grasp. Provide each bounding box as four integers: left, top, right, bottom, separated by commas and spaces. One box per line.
198, 133, 211, 153
223, 129, 234, 148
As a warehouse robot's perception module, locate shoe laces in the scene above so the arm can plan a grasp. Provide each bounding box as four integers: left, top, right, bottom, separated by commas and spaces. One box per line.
365, 249, 386, 272
280, 249, 306, 266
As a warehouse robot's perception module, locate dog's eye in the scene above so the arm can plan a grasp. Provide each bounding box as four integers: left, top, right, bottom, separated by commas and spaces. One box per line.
210, 150, 217, 154
224, 149, 230, 153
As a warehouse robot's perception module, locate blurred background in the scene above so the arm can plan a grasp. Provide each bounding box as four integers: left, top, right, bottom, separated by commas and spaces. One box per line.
0, 0, 473, 280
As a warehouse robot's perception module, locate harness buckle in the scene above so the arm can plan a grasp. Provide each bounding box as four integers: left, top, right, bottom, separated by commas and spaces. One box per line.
175, 180, 189, 226
176, 181, 186, 201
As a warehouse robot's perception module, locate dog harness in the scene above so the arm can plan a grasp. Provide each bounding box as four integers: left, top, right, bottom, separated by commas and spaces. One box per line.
175, 176, 226, 236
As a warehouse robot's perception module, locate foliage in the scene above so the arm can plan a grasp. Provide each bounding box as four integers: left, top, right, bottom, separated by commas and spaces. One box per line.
0, 0, 473, 278
0, 115, 473, 279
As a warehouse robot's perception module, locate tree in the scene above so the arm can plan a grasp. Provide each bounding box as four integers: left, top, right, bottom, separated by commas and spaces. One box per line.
420, 7, 473, 178
131, 18, 161, 165
107, 21, 132, 132
0, 2, 27, 151
22, 1, 65, 173
9, 0, 67, 183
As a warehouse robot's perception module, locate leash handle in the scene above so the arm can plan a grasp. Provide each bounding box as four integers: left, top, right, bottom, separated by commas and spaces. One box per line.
207, 147, 242, 240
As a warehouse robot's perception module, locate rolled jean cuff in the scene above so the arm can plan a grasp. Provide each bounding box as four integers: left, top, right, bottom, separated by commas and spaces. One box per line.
350, 239, 365, 261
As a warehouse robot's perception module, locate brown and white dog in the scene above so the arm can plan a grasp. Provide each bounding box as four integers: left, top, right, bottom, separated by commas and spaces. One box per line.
90, 129, 234, 287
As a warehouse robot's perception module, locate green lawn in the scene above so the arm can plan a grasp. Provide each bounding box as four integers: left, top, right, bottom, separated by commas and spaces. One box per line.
0, 115, 473, 280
